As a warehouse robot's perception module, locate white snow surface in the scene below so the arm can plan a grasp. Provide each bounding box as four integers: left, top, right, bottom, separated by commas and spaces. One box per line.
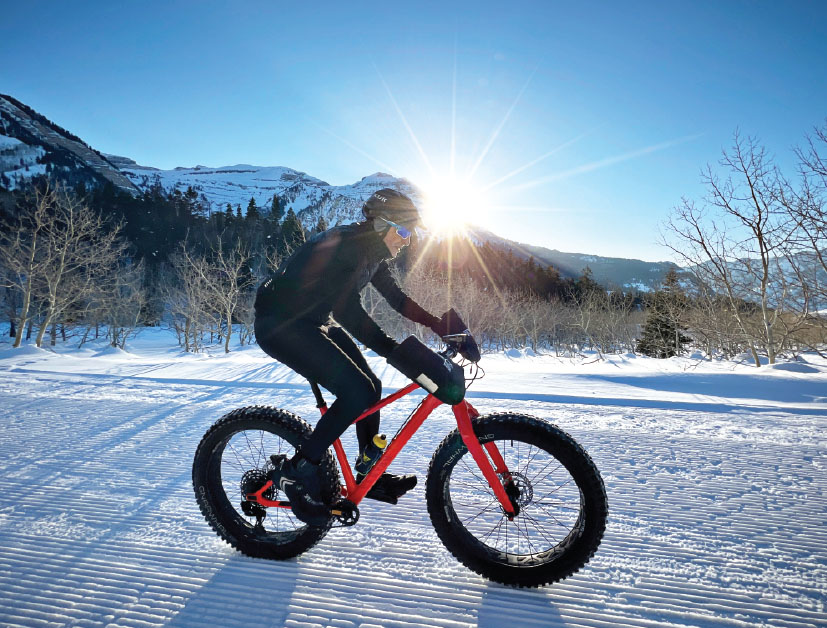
0, 329, 825, 627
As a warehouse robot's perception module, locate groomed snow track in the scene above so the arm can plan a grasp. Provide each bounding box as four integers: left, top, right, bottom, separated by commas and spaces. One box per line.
0, 360, 824, 627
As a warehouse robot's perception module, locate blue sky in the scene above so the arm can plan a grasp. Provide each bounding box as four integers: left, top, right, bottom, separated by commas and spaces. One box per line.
2, 1, 825, 261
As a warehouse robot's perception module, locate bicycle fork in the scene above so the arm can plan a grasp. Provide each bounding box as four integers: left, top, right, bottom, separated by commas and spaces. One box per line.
453, 401, 519, 518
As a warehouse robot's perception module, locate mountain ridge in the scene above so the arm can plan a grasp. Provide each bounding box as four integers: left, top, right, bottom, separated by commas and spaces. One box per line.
0, 94, 139, 194
0, 95, 675, 291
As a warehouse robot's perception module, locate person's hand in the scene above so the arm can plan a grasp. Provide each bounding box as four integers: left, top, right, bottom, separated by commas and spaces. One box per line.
456, 333, 481, 363
432, 309, 481, 362
432, 308, 466, 337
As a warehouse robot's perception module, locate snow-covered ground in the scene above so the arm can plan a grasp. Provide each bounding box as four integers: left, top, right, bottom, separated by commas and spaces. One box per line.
0, 329, 825, 628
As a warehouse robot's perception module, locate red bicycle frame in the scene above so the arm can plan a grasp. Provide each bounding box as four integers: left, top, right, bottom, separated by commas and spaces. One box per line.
249, 383, 518, 517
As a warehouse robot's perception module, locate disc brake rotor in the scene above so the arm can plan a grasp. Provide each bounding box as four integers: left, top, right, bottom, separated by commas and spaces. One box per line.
501, 471, 533, 508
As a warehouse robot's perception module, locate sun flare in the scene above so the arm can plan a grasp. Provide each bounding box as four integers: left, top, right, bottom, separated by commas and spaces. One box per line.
419, 176, 490, 236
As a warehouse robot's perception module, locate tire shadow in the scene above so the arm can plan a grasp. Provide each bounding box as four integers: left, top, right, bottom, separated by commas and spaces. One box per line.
477, 582, 567, 627
166, 554, 299, 628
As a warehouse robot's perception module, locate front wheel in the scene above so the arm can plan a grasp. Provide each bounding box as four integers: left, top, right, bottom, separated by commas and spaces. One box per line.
426, 413, 607, 587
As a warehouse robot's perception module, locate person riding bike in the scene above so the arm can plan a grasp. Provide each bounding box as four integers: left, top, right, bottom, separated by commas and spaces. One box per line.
254, 188, 470, 525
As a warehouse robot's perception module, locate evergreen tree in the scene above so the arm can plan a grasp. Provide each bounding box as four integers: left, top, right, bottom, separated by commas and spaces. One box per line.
235, 204, 242, 219
637, 270, 691, 358
184, 186, 201, 217
575, 266, 602, 296
314, 215, 328, 234
270, 194, 285, 222
225, 203, 234, 221
279, 207, 305, 256
246, 197, 260, 221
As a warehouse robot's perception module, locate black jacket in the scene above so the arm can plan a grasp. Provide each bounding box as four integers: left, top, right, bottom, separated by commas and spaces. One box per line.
255, 222, 438, 357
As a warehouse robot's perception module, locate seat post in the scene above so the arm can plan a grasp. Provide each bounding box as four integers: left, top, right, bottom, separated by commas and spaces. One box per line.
309, 381, 327, 409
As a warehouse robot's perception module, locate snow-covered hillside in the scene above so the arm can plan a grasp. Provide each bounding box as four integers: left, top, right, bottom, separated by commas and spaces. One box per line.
0, 330, 824, 627
0, 134, 46, 187
0, 95, 139, 194
117, 159, 422, 229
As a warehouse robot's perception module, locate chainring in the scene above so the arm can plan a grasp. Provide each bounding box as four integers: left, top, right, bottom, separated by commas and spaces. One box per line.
330, 500, 360, 527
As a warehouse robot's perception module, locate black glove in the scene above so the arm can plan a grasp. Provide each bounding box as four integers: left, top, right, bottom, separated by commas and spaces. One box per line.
432, 308, 481, 363
458, 333, 481, 363
431, 308, 467, 337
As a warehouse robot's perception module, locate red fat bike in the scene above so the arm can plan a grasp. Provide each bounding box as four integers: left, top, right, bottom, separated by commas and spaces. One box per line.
193, 343, 607, 587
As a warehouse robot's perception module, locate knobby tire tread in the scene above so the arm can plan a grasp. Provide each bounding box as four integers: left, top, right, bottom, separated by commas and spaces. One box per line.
192, 405, 339, 560
426, 412, 608, 587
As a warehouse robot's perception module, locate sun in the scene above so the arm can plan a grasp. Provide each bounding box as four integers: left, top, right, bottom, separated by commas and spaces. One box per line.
419, 176, 490, 236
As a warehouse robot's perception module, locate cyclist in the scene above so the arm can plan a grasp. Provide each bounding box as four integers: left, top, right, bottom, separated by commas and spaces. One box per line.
254, 188, 468, 525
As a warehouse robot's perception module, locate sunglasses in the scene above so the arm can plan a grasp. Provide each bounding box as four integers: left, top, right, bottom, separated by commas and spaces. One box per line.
379, 217, 412, 240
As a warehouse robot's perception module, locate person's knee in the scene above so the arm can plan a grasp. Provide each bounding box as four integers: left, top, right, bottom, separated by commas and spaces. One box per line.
370, 375, 382, 402
340, 377, 379, 414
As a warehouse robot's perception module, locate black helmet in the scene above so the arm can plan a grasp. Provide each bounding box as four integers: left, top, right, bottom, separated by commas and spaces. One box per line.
362, 188, 420, 227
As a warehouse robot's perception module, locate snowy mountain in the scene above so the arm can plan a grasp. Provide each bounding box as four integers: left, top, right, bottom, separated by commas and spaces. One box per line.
116, 159, 422, 230
0, 94, 675, 291
467, 227, 680, 289
0, 94, 138, 194
116, 160, 678, 289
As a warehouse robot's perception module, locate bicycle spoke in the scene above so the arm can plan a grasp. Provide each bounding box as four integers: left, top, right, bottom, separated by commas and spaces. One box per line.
530, 459, 565, 486
532, 500, 580, 511
459, 457, 491, 489
449, 479, 495, 490
535, 477, 574, 502
514, 514, 539, 556
459, 499, 501, 527
225, 441, 250, 471
242, 431, 261, 469
521, 509, 562, 549
519, 443, 541, 478
480, 517, 506, 544
530, 502, 577, 530
451, 498, 501, 507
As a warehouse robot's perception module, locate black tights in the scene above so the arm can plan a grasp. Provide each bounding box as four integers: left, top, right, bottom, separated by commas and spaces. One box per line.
255, 315, 381, 463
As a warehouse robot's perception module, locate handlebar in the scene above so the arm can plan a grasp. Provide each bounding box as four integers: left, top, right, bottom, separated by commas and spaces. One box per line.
439, 333, 468, 360
440, 345, 459, 360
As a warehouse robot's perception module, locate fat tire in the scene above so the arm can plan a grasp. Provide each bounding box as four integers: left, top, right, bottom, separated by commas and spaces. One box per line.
426, 413, 607, 587
192, 406, 339, 560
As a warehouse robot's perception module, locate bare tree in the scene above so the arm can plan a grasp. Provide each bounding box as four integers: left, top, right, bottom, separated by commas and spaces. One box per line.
37, 189, 126, 347
790, 121, 827, 341
664, 132, 807, 365
164, 248, 215, 353
1, 184, 57, 347
206, 237, 255, 353
0, 183, 127, 348
100, 261, 146, 349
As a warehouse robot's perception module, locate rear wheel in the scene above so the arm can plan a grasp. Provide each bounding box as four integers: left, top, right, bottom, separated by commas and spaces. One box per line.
192, 406, 339, 559
426, 413, 607, 587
